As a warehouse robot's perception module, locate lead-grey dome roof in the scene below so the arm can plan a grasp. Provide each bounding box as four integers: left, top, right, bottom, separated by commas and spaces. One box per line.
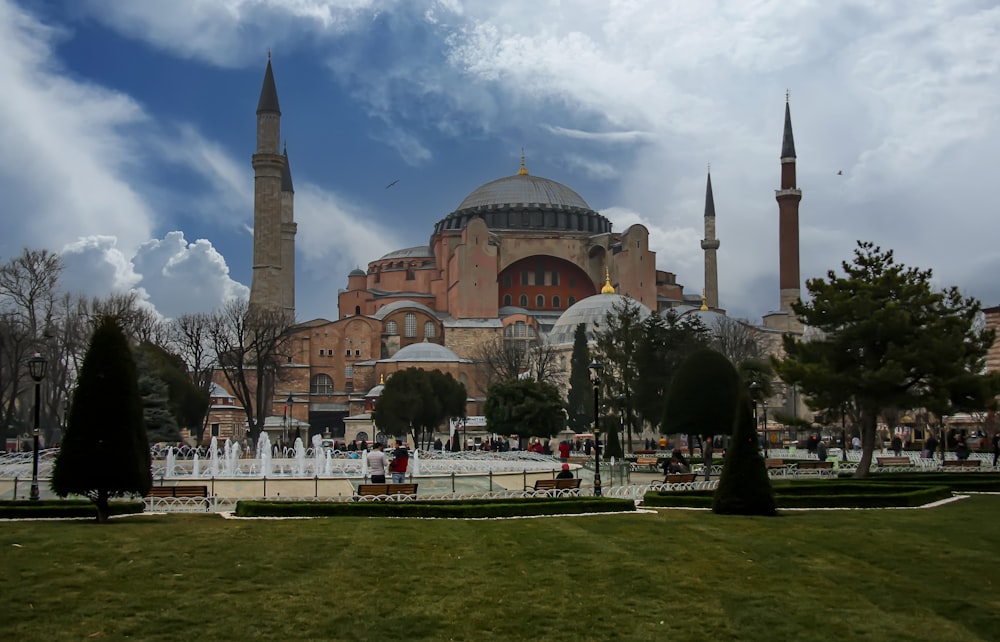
381, 341, 466, 363
457, 174, 591, 211
547, 294, 652, 345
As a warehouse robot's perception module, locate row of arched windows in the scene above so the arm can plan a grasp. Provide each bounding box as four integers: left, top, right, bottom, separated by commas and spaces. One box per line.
502, 294, 576, 309
384, 314, 437, 339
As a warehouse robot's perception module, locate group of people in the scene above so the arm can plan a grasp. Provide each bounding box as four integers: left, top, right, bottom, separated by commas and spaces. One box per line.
364, 439, 410, 484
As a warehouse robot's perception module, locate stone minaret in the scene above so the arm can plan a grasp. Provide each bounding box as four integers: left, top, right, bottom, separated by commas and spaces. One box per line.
776, 94, 802, 317
700, 167, 720, 310
249, 55, 294, 317
280, 143, 296, 317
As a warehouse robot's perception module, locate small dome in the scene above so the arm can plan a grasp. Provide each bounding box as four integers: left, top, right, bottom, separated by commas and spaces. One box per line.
378, 246, 433, 261
457, 174, 591, 211
382, 341, 464, 363
349, 268, 366, 277
546, 294, 652, 345
366, 384, 385, 398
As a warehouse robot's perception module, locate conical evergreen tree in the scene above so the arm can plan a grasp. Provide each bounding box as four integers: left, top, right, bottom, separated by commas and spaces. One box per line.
565, 323, 593, 433
51, 316, 151, 522
712, 392, 776, 516
602, 423, 623, 459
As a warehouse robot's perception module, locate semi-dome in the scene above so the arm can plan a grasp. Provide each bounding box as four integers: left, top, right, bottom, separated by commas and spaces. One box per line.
457, 174, 591, 211
547, 293, 652, 345
381, 341, 465, 363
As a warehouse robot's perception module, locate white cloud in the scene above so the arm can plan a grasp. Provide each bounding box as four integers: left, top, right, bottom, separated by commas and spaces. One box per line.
59, 236, 143, 301
0, 0, 156, 258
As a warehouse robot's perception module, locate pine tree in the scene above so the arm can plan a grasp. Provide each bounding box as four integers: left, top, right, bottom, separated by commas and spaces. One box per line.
713, 392, 776, 515
51, 316, 151, 522
135, 347, 180, 443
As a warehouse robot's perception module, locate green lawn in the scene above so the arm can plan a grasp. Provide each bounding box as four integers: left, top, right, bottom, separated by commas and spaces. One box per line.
2, 496, 998, 641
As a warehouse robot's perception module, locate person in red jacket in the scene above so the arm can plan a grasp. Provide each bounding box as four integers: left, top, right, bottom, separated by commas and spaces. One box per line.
389, 439, 409, 483
558, 440, 570, 460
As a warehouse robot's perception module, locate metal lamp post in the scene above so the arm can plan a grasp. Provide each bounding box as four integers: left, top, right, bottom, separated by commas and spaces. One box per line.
285, 393, 293, 445
761, 399, 769, 459
28, 353, 47, 501
749, 381, 760, 449
589, 360, 603, 497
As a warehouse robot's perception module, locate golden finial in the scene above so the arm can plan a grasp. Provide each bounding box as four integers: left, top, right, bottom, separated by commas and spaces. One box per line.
700, 289, 709, 311
601, 267, 615, 294
379, 374, 384, 385
517, 147, 529, 176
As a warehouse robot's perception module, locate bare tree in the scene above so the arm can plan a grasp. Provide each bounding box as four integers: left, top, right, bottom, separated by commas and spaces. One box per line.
711, 316, 765, 365
209, 299, 292, 443
473, 332, 564, 388
82, 292, 166, 345
167, 313, 216, 444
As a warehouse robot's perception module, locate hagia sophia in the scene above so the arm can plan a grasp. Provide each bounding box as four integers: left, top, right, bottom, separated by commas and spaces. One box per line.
209, 59, 808, 446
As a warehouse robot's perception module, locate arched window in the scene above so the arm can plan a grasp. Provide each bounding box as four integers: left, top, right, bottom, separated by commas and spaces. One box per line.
513, 321, 526, 337
519, 294, 528, 307
424, 321, 436, 338
345, 365, 354, 379
310, 374, 334, 395
503, 294, 512, 306
385, 320, 398, 335
553, 295, 561, 308
536, 295, 545, 308
354, 305, 361, 315
404, 313, 417, 338
568, 296, 576, 306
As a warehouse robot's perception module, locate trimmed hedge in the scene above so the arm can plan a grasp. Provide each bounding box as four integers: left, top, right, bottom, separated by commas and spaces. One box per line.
868, 472, 1000, 493
644, 480, 953, 509
236, 497, 635, 518
0, 500, 146, 519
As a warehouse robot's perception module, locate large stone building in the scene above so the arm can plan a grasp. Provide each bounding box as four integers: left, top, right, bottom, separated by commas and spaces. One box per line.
241, 61, 805, 444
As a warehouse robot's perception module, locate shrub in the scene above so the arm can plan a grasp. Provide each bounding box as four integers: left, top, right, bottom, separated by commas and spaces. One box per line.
712, 393, 776, 516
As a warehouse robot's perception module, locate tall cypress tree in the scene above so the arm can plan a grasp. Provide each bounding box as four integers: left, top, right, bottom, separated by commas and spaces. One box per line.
51, 316, 151, 522
565, 323, 593, 433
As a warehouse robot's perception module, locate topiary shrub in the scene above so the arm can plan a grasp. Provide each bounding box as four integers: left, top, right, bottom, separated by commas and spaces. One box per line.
712, 393, 776, 516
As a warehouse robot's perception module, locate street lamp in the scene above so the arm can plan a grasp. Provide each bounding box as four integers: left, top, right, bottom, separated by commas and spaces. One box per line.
749, 381, 760, 449
28, 353, 47, 501
589, 360, 603, 497
285, 393, 293, 445
761, 398, 769, 459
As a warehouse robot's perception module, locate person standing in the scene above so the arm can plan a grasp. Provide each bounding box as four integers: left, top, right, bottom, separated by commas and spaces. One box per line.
925, 432, 938, 459
558, 440, 570, 460
817, 439, 828, 462
367, 442, 387, 483
389, 439, 409, 483
890, 434, 903, 457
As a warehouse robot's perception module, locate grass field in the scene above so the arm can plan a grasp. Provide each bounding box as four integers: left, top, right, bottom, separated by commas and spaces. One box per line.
2, 495, 998, 641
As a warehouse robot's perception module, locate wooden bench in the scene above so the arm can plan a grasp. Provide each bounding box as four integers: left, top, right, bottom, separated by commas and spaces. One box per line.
765, 458, 786, 469
356, 483, 419, 499
877, 456, 912, 467
631, 457, 659, 472
665, 473, 696, 484
942, 459, 981, 468
532, 478, 582, 493
796, 461, 834, 470
147, 485, 208, 498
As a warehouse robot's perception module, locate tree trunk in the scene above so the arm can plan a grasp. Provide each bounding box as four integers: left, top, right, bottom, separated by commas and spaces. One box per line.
95, 489, 110, 524
853, 411, 877, 478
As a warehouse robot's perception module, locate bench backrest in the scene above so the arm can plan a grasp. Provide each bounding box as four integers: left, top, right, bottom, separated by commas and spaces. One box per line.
357, 483, 419, 496
764, 459, 785, 468
797, 460, 833, 469
942, 459, 981, 467
534, 478, 582, 490
877, 457, 911, 466
148, 485, 208, 498
666, 473, 696, 484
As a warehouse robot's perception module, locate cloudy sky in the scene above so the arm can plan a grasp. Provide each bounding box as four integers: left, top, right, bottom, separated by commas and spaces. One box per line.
2, 0, 998, 322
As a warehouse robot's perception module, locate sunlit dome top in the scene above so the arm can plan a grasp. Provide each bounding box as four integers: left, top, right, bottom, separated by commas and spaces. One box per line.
546, 293, 652, 345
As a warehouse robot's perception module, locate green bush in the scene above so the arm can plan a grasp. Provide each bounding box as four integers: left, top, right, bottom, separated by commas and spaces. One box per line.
0, 500, 145, 519
644, 480, 953, 509
713, 394, 775, 515
235, 497, 635, 518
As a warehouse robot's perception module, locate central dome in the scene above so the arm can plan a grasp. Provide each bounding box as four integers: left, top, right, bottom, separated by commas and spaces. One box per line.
457, 174, 591, 211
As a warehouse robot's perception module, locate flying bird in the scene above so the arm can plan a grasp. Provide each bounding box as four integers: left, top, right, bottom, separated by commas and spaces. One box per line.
385, 179, 399, 189
836, 170, 843, 175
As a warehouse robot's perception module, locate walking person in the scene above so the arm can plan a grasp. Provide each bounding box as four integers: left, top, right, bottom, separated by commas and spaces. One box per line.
817, 439, 828, 462
993, 431, 999, 467
389, 439, 409, 483
367, 442, 387, 483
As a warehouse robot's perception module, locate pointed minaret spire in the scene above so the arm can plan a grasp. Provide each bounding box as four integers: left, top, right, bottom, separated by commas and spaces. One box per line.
776, 93, 803, 327
700, 166, 720, 310
517, 147, 529, 176
257, 55, 281, 115
281, 140, 294, 193
781, 90, 796, 159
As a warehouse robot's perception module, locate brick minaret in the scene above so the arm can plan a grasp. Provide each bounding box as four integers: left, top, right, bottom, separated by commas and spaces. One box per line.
250, 55, 294, 317
776, 94, 802, 317
700, 167, 720, 310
